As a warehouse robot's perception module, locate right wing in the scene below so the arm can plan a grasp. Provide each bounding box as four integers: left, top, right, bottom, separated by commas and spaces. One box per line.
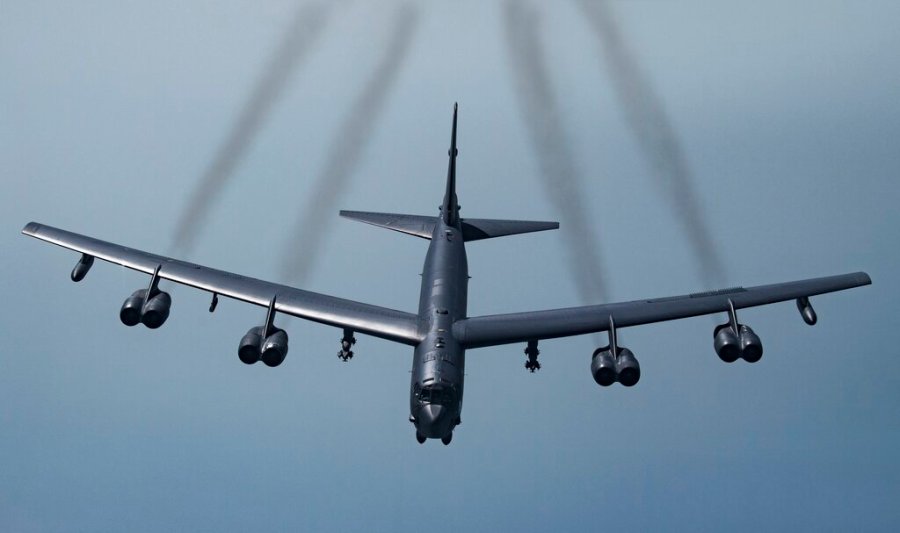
454, 272, 871, 349
23, 222, 422, 346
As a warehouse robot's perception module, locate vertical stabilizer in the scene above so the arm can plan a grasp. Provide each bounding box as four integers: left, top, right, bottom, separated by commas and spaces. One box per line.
441, 103, 460, 226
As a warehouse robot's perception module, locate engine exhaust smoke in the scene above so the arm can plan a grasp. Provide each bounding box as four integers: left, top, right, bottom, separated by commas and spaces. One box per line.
503, 0, 610, 304
576, 0, 726, 285
279, 2, 420, 284
172, 2, 333, 254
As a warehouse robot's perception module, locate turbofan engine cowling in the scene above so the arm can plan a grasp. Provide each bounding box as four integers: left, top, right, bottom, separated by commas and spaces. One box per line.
591, 348, 616, 386
141, 291, 171, 329
615, 348, 641, 387
261, 329, 289, 367
120, 289, 147, 327
239, 326, 264, 365
714, 324, 740, 363
738, 325, 763, 363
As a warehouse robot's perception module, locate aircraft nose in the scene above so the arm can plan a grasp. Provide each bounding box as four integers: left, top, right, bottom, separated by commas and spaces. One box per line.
417, 404, 451, 437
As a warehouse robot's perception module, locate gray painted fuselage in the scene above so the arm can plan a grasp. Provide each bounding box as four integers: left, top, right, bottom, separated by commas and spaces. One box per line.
409, 104, 467, 441
410, 216, 468, 439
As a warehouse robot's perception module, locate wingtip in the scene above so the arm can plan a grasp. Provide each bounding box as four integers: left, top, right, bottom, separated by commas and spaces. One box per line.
857, 271, 872, 285
22, 221, 41, 236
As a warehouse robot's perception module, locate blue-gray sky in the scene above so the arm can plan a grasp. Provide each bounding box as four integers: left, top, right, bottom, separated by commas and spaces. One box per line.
2, 1, 898, 531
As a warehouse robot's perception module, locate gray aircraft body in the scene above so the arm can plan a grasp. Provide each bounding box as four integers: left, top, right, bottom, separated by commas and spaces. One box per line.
23, 104, 870, 445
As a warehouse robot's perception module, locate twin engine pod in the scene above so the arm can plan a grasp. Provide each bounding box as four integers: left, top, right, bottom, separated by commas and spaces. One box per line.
119, 288, 172, 329
713, 298, 764, 363
591, 346, 641, 387
591, 316, 640, 387
714, 323, 763, 363
238, 296, 288, 367
119, 265, 171, 329
238, 326, 289, 367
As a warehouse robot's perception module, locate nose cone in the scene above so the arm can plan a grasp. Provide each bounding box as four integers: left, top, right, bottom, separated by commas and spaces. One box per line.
416, 404, 452, 438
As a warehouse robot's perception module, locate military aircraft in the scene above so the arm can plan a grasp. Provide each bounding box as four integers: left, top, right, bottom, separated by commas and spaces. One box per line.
22, 104, 871, 445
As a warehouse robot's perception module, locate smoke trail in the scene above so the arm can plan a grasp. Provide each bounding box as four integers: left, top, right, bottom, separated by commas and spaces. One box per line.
279, 2, 419, 284
172, 2, 333, 254
576, 0, 726, 285
503, 0, 610, 305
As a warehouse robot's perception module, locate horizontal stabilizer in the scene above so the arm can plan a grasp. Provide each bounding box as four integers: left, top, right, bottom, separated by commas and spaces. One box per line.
340, 211, 558, 242
340, 211, 436, 239
460, 218, 559, 242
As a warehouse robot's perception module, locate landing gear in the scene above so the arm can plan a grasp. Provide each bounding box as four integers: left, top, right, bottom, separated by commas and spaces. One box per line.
416, 432, 426, 444
441, 433, 453, 445
337, 328, 356, 362
524, 340, 541, 372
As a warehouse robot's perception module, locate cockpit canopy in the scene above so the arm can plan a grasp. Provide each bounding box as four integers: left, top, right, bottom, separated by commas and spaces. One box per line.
415, 384, 454, 405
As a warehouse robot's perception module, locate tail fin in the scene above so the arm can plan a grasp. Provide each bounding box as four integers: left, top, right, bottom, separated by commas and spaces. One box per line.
341, 104, 558, 242
441, 103, 460, 225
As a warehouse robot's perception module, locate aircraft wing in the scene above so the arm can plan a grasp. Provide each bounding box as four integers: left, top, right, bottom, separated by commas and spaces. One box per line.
22, 222, 422, 346
453, 272, 871, 349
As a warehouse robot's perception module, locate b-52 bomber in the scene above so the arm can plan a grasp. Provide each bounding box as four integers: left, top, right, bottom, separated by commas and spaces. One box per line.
22, 104, 871, 445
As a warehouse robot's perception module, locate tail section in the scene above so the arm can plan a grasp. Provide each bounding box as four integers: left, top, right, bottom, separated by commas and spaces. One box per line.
339, 211, 436, 239
341, 103, 559, 242
441, 103, 460, 226
341, 211, 558, 242
460, 218, 558, 241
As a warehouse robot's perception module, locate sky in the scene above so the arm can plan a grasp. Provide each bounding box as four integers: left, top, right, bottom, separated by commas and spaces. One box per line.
1, 0, 899, 531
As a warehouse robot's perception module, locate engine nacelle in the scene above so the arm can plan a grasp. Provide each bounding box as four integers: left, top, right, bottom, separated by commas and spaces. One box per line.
591, 348, 616, 386
738, 325, 763, 363
714, 323, 763, 363
120, 289, 147, 327
238, 326, 264, 365
261, 329, 289, 367
615, 348, 641, 387
141, 291, 171, 329
714, 324, 740, 363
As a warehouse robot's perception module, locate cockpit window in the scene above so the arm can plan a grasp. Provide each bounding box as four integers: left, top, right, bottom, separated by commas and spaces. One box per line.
417, 385, 453, 405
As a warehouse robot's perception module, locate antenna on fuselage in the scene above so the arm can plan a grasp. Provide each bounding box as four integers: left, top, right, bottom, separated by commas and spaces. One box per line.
441, 103, 460, 226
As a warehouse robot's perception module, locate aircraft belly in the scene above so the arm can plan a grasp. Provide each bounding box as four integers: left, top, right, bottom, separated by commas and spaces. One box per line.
409, 220, 468, 437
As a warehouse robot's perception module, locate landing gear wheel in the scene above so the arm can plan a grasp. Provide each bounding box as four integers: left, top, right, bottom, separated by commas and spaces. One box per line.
415, 432, 426, 444
441, 433, 453, 445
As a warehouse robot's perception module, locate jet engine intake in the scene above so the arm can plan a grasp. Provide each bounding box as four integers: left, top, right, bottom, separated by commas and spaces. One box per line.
592, 316, 641, 387
119, 266, 171, 329
120, 289, 147, 327
714, 323, 763, 363
738, 325, 763, 363
592, 347, 640, 386
238, 326, 289, 367
141, 291, 171, 329
238, 326, 264, 364
714, 324, 740, 363
261, 328, 289, 367
238, 296, 288, 367
591, 348, 616, 386
615, 348, 641, 387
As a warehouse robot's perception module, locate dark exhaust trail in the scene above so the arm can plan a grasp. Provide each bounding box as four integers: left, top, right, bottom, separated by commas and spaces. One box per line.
172, 2, 334, 254
279, 2, 419, 284
576, 0, 726, 285
503, 0, 610, 305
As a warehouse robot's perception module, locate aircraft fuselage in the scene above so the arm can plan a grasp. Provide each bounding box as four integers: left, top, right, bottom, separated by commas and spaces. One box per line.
409, 217, 468, 440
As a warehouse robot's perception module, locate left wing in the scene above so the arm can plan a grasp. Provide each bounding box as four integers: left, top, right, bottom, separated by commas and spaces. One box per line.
454, 272, 871, 348
22, 222, 422, 346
